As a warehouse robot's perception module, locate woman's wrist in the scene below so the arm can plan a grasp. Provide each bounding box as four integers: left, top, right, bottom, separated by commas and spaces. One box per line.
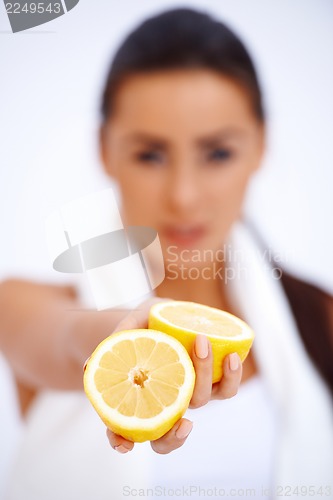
65, 308, 128, 369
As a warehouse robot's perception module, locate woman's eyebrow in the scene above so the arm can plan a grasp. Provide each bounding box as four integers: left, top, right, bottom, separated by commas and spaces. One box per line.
121, 128, 246, 148
122, 132, 168, 148
195, 128, 246, 147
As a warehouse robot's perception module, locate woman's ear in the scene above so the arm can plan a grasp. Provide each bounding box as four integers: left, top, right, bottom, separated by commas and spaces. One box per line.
99, 123, 115, 177
253, 122, 266, 172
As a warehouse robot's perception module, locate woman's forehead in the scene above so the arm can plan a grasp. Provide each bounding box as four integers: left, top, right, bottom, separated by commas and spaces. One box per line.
107, 69, 257, 136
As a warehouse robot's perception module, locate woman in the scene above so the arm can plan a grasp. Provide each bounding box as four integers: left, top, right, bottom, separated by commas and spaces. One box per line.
1, 8, 333, 500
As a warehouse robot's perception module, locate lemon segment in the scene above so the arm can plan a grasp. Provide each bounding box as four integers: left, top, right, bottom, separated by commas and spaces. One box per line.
149, 301, 254, 383
84, 329, 195, 442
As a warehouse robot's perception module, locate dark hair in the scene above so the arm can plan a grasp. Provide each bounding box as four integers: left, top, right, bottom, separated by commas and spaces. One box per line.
280, 272, 333, 401
101, 8, 264, 122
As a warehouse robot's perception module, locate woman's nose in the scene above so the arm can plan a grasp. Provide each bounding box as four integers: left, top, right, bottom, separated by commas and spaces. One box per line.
166, 165, 201, 215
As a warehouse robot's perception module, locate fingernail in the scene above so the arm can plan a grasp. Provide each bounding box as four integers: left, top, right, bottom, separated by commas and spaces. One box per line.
195, 335, 209, 359
115, 445, 129, 454
229, 353, 239, 371
176, 421, 193, 440
83, 357, 90, 373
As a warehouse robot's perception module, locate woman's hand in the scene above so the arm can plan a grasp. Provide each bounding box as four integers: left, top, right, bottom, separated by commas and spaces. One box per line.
104, 298, 242, 454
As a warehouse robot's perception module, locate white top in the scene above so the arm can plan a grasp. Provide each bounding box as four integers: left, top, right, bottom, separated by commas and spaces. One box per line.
147, 375, 278, 499
4, 376, 278, 500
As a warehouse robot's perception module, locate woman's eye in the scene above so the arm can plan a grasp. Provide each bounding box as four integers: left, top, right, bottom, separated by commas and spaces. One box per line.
136, 150, 164, 164
207, 148, 233, 163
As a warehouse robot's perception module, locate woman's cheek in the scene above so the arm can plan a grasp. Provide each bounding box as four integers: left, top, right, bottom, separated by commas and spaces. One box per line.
120, 181, 161, 225
210, 169, 250, 225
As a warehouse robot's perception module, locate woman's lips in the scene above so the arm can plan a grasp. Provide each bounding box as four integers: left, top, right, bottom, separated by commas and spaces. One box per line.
161, 225, 207, 247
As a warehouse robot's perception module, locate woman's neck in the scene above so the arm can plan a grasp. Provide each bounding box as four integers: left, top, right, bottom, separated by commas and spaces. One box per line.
156, 269, 229, 311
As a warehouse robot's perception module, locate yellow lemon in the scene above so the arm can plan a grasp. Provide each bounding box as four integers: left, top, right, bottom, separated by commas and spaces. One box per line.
83, 329, 195, 442
149, 301, 254, 383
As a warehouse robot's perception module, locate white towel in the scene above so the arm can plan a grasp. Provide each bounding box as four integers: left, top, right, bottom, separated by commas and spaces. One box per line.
228, 222, 333, 493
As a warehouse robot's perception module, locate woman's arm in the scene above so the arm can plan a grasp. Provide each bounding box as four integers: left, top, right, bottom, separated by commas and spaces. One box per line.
0, 279, 128, 390
0, 279, 242, 454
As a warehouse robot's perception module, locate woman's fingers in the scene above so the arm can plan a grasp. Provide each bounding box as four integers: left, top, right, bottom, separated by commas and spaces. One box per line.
150, 418, 193, 454
106, 428, 135, 454
211, 353, 242, 400
107, 419, 193, 455
189, 335, 213, 408
189, 334, 242, 405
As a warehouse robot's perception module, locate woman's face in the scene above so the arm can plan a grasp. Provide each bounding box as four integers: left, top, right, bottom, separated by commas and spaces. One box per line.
101, 69, 264, 265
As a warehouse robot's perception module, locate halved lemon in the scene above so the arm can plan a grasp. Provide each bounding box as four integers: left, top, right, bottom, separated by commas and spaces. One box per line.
149, 301, 254, 383
83, 329, 195, 442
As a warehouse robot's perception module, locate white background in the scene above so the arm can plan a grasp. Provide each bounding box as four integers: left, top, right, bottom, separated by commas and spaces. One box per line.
0, 0, 333, 495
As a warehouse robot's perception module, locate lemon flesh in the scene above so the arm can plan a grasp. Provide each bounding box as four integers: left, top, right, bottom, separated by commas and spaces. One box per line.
149, 301, 254, 383
84, 329, 195, 442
